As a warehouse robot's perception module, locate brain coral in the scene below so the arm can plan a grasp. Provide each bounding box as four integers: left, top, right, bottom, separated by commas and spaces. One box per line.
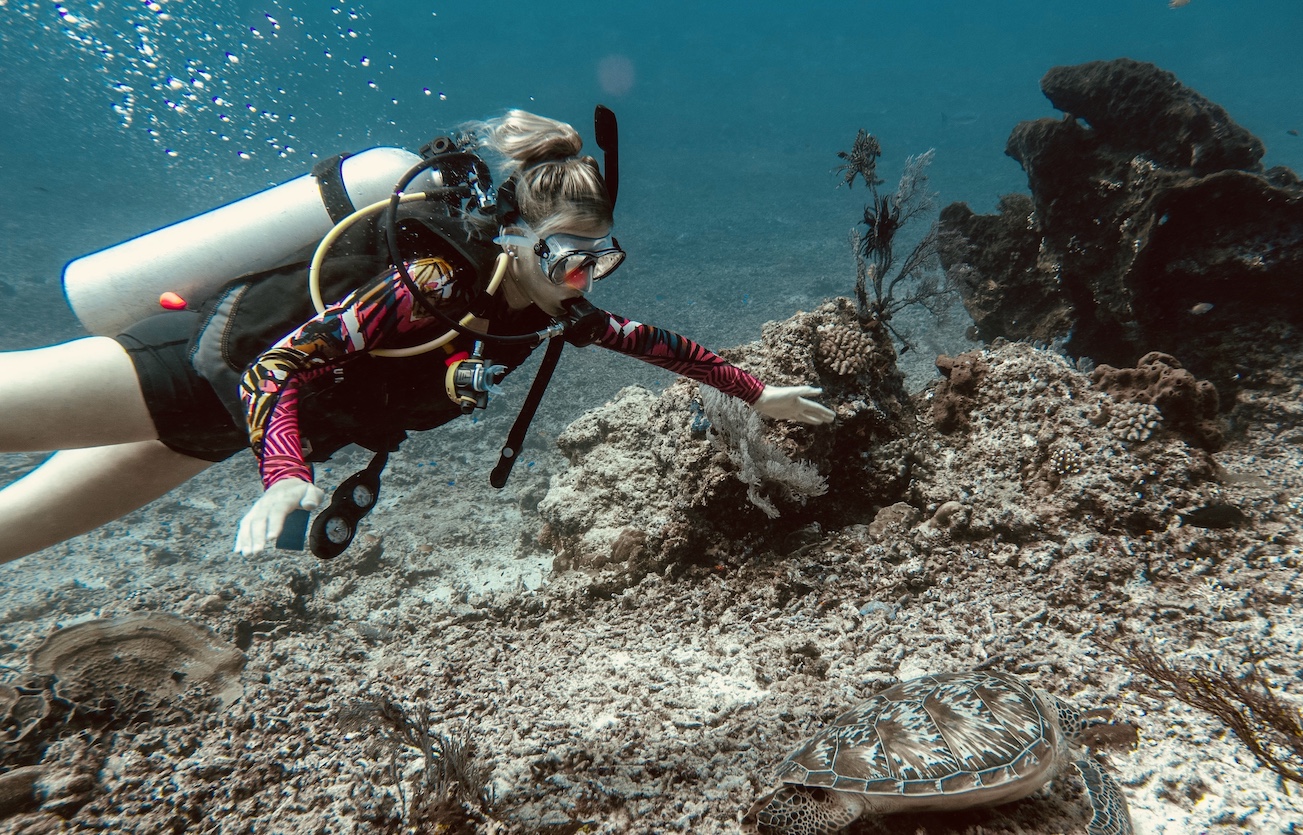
30, 612, 245, 708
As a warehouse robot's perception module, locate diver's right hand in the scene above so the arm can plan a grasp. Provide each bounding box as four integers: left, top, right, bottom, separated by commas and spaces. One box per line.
235, 477, 326, 556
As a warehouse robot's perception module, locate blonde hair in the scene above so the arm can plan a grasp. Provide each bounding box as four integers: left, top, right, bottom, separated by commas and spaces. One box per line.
461, 109, 613, 237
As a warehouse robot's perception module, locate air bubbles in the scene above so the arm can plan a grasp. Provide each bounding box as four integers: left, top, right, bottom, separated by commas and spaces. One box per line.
24, 1, 385, 166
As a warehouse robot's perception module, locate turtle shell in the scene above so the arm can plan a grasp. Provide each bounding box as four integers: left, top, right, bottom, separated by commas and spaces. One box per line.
775, 670, 1068, 810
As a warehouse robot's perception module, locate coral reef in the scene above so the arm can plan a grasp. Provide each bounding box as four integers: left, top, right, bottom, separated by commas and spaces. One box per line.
913, 341, 1220, 539
0, 319, 1300, 832
930, 351, 990, 433
538, 298, 913, 584
939, 58, 1303, 396
1090, 351, 1223, 450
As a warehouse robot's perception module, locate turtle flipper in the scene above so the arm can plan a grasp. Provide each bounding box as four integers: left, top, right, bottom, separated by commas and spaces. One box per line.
1073, 758, 1134, 835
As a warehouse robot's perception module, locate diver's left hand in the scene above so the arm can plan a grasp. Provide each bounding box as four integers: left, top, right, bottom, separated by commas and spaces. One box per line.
752, 385, 836, 425
234, 477, 326, 557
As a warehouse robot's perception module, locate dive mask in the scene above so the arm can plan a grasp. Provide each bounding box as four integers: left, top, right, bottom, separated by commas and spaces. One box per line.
494, 224, 626, 290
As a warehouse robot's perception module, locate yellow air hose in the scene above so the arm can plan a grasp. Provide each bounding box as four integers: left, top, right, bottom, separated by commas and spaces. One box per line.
307, 193, 507, 358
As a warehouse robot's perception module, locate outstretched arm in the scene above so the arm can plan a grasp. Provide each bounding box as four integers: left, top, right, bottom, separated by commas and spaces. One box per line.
592, 312, 834, 425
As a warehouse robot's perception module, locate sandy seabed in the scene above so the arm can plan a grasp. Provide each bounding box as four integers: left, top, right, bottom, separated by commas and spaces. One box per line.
0, 329, 1300, 835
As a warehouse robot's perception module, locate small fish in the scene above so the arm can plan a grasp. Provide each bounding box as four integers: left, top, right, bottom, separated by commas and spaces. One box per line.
942, 111, 981, 128
1169, 0, 1191, 7
1180, 503, 1246, 529
1190, 302, 1214, 315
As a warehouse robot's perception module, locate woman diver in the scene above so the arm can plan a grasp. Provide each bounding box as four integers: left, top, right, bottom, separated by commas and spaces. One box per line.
0, 110, 833, 565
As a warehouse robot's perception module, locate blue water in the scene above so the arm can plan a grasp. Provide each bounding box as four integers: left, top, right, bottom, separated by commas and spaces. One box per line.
2, 0, 1301, 351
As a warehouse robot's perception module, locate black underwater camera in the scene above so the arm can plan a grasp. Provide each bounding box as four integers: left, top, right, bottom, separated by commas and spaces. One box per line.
273, 452, 388, 560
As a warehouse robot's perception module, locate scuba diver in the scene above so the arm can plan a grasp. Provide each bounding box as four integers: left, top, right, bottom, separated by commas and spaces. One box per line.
0, 109, 833, 565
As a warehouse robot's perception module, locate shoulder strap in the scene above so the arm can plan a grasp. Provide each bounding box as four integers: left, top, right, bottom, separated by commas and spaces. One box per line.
312, 153, 357, 224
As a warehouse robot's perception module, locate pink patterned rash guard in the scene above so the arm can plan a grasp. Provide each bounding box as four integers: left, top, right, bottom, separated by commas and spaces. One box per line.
240, 258, 765, 488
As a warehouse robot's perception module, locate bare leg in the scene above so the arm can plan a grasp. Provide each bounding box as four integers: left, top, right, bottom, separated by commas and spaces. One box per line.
0, 441, 213, 565
0, 337, 157, 450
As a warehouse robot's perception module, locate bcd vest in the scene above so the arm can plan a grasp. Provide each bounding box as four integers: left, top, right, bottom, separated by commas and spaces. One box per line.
187, 201, 550, 461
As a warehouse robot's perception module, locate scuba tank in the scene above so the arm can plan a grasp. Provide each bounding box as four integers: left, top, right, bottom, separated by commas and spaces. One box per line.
61, 147, 439, 337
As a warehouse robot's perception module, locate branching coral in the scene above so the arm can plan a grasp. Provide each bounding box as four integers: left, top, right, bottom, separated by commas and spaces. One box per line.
815, 322, 875, 377
1106, 401, 1163, 443
700, 386, 827, 519
1113, 643, 1303, 784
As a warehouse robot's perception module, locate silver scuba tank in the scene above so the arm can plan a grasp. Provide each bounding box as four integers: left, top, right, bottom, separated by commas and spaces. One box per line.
62, 147, 436, 336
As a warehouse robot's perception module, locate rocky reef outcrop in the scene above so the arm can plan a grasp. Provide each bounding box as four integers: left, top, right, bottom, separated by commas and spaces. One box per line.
537, 298, 916, 584
939, 58, 1303, 398
537, 287, 1242, 587
911, 341, 1221, 543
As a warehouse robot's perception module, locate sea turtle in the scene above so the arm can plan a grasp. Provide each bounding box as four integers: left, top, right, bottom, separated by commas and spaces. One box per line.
745, 670, 1133, 835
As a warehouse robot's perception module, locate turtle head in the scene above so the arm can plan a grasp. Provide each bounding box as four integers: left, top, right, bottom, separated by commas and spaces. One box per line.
1047, 692, 1086, 744
744, 785, 865, 835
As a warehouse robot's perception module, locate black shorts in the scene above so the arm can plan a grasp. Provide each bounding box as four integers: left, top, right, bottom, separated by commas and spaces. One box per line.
115, 312, 247, 462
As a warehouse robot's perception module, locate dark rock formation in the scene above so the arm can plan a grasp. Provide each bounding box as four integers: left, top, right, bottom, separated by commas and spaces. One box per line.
939, 58, 1303, 401
939, 194, 1072, 346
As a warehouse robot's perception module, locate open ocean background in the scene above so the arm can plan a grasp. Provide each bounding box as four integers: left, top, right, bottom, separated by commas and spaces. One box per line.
2, 0, 1302, 379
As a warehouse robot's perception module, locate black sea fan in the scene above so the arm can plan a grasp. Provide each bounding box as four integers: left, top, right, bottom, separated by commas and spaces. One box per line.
839, 132, 951, 344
